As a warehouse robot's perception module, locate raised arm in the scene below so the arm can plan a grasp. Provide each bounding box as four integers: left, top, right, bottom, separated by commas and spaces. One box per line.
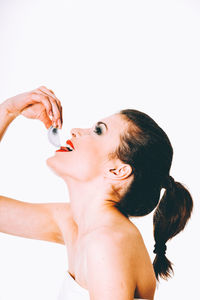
0, 101, 17, 142
0, 86, 67, 244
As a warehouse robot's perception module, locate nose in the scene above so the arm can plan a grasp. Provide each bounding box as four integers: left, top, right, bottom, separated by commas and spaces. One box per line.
70, 127, 90, 138
70, 128, 82, 137
71, 128, 79, 137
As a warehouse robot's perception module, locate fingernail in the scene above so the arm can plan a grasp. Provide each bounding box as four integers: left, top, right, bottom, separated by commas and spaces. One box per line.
58, 119, 61, 129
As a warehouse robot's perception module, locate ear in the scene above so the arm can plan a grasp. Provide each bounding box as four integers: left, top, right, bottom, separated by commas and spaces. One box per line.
105, 164, 133, 180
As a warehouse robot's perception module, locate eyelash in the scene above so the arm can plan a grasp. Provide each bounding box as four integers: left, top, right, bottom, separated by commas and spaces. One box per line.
93, 125, 103, 135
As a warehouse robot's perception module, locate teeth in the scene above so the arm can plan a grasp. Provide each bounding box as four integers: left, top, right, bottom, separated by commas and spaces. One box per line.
66, 144, 73, 151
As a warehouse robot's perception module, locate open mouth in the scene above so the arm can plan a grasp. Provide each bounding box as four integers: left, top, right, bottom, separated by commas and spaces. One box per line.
56, 146, 73, 152
56, 140, 74, 152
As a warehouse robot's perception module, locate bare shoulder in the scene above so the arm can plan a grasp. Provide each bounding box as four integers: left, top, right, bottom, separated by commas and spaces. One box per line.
87, 222, 145, 265
86, 228, 138, 299
86, 222, 156, 300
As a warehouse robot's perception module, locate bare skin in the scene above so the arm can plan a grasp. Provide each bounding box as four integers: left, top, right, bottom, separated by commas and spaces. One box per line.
0, 87, 156, 300
61, 205, 156, 299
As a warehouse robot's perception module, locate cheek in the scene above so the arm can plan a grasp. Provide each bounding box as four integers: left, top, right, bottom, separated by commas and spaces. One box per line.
72, 148, 104, 180
46, 147, 106, 181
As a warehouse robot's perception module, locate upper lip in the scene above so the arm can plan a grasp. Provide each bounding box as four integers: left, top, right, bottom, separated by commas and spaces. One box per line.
66, 139, 75, 150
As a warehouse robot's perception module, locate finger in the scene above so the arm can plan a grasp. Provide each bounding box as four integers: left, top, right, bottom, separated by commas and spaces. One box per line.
60, 105, 63, 125
38, 85, 57, 100
49, 89, 55, 94
37, 86, 62, 125
31, 94, 59, 128
31, 92, 53, 118
37, 86, 62, 109
33, 91, 61, 123
38, 109, 52, 130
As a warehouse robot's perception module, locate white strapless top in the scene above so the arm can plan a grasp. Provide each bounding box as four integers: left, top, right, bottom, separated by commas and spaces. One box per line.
57, 270, 149, 300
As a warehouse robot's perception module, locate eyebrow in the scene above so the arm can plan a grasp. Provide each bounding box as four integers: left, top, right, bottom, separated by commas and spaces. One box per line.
96, 121, 108, 130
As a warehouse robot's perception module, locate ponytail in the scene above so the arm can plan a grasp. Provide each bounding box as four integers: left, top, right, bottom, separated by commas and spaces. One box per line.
111, 109, 194, 281
153, 176, 193, 280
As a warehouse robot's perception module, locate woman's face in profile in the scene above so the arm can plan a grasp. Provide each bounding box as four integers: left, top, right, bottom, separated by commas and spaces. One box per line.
46, 113, 127, 182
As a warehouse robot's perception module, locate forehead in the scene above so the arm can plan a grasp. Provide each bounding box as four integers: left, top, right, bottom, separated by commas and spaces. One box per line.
97, 114, 129, 147
100, 113, 128, 131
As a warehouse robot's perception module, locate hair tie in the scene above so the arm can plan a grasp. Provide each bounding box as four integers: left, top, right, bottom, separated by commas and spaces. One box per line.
153, 243, 167, 255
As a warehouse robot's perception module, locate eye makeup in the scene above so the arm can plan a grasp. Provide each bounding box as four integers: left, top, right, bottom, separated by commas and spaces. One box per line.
93, 125, 102, 135
93, 121, 108, 135
96, 121, 108, 130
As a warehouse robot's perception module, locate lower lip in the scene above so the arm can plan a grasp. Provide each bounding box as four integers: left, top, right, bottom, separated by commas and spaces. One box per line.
55, 149, 68, 152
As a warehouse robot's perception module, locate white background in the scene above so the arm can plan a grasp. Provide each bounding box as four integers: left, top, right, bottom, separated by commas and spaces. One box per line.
0, 0, 199, 299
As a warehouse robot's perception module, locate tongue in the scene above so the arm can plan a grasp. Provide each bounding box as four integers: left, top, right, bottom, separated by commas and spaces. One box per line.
60, 146, 70, 152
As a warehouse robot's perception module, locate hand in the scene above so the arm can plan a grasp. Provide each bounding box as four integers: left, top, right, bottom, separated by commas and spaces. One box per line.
4, 86, 63, 129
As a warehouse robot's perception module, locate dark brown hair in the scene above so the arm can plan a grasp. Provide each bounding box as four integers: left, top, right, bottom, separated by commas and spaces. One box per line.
109, 109, 193, 281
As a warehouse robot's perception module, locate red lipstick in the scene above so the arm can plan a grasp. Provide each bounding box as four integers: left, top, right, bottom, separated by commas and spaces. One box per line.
66, 140, 75, 150
56, 146, 70, 152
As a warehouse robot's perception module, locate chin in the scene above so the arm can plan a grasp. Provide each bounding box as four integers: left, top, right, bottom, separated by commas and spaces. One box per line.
46, 155, 54, 167
46, 156, 60, 175
45, 156, 69, 179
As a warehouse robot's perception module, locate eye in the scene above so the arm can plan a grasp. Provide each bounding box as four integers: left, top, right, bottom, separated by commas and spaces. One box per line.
93, 125, 103, 135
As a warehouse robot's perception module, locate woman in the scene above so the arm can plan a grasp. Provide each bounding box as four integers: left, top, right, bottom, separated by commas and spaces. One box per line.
0, 86, 193, 300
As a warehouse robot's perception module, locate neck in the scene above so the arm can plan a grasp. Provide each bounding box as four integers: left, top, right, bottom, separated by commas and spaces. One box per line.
63, 176, 121, 237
